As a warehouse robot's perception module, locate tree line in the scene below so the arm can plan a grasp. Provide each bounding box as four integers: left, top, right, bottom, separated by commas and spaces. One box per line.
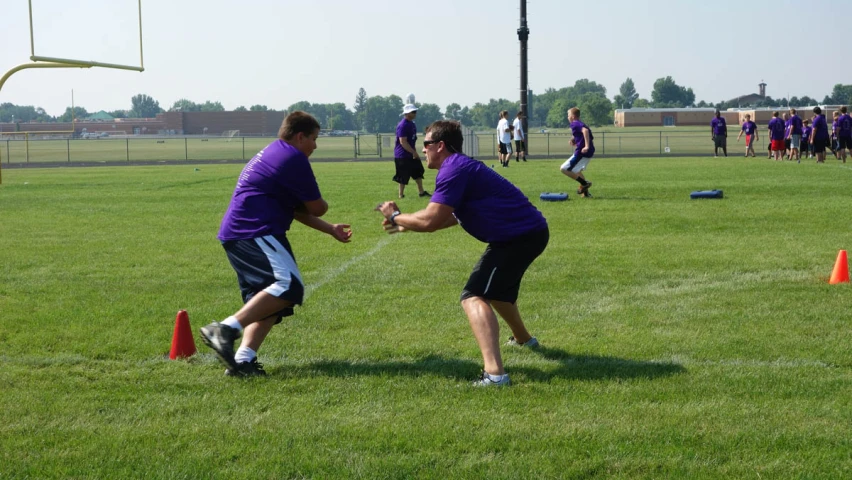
3, 81, 851, 132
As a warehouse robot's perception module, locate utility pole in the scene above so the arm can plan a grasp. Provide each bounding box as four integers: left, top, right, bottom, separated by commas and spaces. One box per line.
518, 0, 529, 152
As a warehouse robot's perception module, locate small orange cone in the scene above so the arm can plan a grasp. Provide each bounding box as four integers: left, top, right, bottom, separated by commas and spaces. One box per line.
169, 310, 197, 359
829, 250, 849, 284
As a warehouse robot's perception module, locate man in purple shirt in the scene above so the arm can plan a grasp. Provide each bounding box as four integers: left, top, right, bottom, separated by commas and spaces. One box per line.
838, 106, 852, 163
376, 120, 549, 387
710, 110, 728, 157
787, 108, 804, 161
802, 119, 813, 159
736, 114, 758, 157
811, 107, 829, 163
201, 111, 353, 377
559, 107, 596, 198
394, 104, 430, 199
768, 111, 786, 161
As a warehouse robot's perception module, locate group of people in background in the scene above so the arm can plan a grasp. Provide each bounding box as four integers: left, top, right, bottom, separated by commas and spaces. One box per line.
496, 110, 528, 166
728, 106, 852, 164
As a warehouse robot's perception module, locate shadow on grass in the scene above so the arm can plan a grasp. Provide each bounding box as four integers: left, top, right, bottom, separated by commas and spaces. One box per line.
274, 349, 685, 383
279, 354, 480, 381
511, 346, 686, 382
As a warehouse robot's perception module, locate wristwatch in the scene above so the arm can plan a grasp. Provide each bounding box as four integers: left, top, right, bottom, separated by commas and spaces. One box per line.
389, 211, 401, 226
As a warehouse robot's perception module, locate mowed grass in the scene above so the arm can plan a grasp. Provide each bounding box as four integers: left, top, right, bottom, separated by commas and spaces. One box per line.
1, 156, 850, 479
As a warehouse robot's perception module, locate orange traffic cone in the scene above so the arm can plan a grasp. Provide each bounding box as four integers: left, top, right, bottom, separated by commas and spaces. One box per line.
169, 310, 197, 359
829, 250, 849, 284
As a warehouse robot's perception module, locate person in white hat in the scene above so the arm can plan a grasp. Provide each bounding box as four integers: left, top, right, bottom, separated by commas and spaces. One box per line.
393, 104, 430, 199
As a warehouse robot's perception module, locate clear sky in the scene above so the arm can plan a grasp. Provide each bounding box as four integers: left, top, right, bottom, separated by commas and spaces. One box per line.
1, 0, 849, 117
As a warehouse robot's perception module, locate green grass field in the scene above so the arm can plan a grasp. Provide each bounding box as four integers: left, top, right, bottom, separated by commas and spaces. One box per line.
1, 157, 850, 478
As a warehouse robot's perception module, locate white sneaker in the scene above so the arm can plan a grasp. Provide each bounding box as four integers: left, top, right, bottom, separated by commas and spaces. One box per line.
472, 371, 511, 387
506, 336, 539, 348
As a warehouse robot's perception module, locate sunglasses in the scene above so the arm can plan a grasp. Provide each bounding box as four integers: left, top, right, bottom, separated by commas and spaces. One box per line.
423, 140, 441, 147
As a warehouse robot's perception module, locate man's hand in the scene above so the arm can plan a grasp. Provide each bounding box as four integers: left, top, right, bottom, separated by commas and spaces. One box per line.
330, 224, 352, 243
581, 146, 589, 153
375, 201, 400, 219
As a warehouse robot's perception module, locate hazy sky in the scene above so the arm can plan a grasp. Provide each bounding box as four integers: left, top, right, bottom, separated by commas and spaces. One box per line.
1, 0, 850, 117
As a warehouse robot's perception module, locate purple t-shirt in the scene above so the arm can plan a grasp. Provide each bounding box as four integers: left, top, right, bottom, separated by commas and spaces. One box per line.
768, 118, 786, 141
711, 117, 727, 136
840, 114, 852, 138
802, 126, 812, 142
789, 115, 803, 135
570, 120, 595, 157
741, 121, 756, 135
430, 153, 547, 243
394, 118, 417, 159
812, 115, 829, 140
218, 140, 321, 241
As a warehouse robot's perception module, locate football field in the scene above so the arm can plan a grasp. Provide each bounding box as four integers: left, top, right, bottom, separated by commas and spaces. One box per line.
1, 156, 849, 478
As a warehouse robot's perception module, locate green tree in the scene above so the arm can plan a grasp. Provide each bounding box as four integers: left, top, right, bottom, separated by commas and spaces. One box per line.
633, 98, 651, 108
200, 101, 225, 112
233, 106, 247, 112
353, 88, 368, 130
414, 103, 442, 129
362, 95, 403, 133
613, 77, 639, 109
108, 109, 128, 119
651, 76, 695, 108
249, 105, 268, 111
0, 103, 53, 122
546, 98, 570, 128
170, 99, 200, 112
578, 92, 614, 127
130, 94, 162, 118
826, 84, 852, 105
57, 106, 89, 122
469, 98, 517, 129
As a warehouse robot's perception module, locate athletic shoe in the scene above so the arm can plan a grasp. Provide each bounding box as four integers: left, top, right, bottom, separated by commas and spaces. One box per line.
506, 336, 539, 348
472, 371, 511, 387
224, 358, 267, 377
200, 322, 240, 371
419, 191, 431, 197
398, 194, 405, 199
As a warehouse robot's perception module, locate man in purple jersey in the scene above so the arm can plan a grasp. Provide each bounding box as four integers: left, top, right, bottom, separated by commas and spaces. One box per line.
768, 111, 786, 161
394, 104, 430, 199
838, 106, 852, 163
200, 111, 353, 377
736, 114, 758, 157
811, 107, 829, 163
375, 120, 549, 387
559, 107, 595, 198
710, 110, 728, 157
787, 108, 803, 161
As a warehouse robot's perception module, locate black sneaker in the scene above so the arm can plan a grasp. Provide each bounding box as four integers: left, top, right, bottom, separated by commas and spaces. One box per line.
224, 358, 267, 377
419, 191, 431, 197
200, 322, 240, 371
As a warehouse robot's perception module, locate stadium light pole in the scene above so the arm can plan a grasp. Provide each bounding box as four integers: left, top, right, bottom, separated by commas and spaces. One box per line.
518, 0, 530, 153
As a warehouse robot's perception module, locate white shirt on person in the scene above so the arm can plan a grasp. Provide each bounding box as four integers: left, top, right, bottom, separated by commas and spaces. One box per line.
512, 118, 525, 141
497, 118, 512, 144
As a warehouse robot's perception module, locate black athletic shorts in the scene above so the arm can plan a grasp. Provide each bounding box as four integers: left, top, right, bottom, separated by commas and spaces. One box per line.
813, 139, 827, 153
393, 157, 425, 184
514, 140, 526, 153
498, 142, 512, 155
222, 234, 304, 323
839, 137, 852, 150
460, 227, 549, 304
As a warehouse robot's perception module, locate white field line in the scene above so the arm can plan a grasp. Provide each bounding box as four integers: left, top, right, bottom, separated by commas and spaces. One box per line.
303, 235, 395, 300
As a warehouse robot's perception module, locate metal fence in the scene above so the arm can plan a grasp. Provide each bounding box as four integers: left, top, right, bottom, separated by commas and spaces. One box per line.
1, 130, 770, 165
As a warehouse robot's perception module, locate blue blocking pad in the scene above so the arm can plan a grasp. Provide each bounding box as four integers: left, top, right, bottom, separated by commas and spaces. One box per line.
690, 190, 724, 199
540, 192, 569, 201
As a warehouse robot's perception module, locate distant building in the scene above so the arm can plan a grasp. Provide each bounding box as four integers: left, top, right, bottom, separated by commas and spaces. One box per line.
726, 81, 767, 107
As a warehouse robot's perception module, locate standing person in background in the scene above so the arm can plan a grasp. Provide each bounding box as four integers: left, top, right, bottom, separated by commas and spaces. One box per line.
768, 111, 786, 161
496, 110, 514, 167
393, 104, 430, 199
837, 106, 852, 163
782, 112, 792, 160
801, 119, 813, 160
201, 111, 353, 377
559, 107, 595, 198
787, 108, 803, 161
711, 110, 727, 157
737, 114, 758, 157
512, 111, 527, 162
811, 107, 829, 163
831, 111, 841, 161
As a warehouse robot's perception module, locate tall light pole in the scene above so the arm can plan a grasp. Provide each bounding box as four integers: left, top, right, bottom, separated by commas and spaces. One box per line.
518, 0, 529, 152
